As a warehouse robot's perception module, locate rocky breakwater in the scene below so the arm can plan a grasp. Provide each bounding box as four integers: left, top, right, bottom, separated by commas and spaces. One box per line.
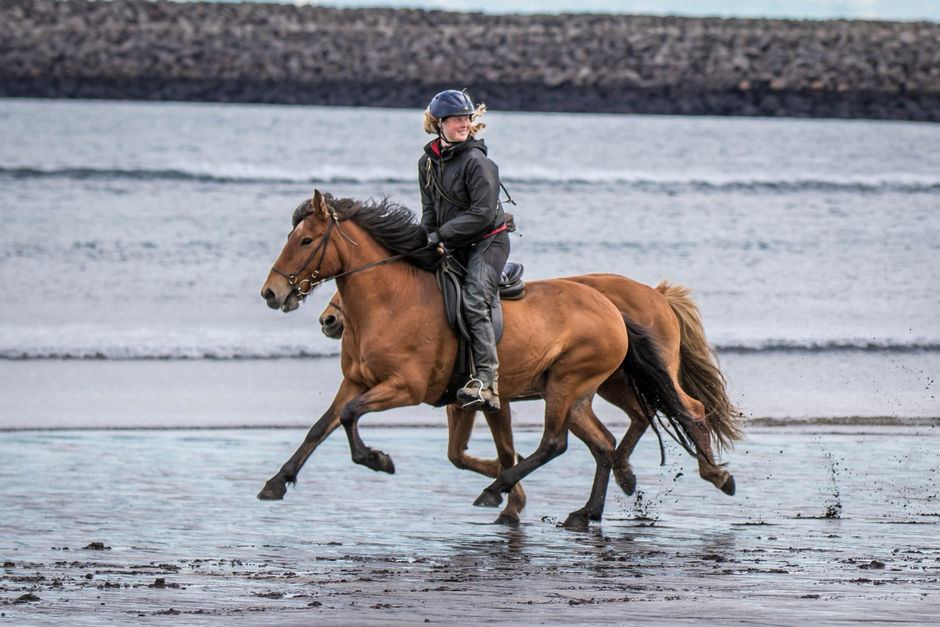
2, 0, 939, 120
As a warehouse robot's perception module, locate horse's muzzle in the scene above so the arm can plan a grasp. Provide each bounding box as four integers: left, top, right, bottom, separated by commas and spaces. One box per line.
319, 312, 344, 339
262, 287, 281, 310
262, 286, 301, 313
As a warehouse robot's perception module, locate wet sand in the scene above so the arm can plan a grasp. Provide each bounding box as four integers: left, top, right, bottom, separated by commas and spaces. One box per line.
1, 423, 938, 624
1, 349, 938, 431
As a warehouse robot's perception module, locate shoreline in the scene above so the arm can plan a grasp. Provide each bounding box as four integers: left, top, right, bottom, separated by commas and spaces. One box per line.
1, 417, 938, 433
2, 352, 937, 431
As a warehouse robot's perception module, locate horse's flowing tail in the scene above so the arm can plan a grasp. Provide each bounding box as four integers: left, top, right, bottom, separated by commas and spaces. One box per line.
656, 280, 745, 452
621, 316, 699, 458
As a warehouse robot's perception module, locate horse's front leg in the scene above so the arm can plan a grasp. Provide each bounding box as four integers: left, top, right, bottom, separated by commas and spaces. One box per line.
448, 405, 496, 475
340, 378, 419, 474
481, 405, 527, 524
257, 379, 360, 500
448, 404, 526, 525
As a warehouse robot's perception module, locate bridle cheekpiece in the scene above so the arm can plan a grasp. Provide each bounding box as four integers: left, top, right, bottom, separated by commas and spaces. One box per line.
271, 209, 353, 298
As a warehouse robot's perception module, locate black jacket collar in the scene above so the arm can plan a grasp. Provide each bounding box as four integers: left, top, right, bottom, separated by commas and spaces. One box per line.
425, 136, 487, 161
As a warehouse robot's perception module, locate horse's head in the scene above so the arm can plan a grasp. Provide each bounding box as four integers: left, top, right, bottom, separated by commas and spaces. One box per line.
319, 291, 345, 339
262, 190, 345, 312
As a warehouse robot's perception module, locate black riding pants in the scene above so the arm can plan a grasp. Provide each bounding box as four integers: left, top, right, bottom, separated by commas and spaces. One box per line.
457, 230, 510, 388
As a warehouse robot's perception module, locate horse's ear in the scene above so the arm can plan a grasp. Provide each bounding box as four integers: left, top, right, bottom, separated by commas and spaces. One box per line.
311, 189, 329, 218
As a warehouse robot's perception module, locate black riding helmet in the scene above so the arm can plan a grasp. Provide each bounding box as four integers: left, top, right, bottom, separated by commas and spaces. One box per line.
429, 89, 474, 120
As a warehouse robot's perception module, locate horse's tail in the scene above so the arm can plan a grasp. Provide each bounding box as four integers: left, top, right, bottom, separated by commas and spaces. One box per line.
621, 316, 699, 458
656, 280, 745, 452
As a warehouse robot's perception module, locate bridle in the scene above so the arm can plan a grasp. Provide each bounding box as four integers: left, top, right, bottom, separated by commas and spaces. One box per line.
270, 210, 424, 299
270, 210, 344, 297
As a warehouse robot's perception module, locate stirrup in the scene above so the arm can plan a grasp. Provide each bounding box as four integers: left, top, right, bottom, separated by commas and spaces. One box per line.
456, 377, 486, 409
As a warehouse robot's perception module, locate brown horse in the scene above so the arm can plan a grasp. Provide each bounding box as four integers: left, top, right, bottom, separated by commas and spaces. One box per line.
319, 276, 743, 523
259, 190, 698, 528
318, 291, 526, 524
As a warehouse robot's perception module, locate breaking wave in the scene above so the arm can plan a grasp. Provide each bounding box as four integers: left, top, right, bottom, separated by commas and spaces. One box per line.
3, 165, 939, 194
2, 337, 936, 360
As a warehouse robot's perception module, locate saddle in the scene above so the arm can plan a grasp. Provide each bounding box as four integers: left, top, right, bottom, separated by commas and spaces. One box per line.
432, 260, 525, 407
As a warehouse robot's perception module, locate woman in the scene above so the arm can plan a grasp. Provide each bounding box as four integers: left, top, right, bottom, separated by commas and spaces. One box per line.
419, 89, 510, 412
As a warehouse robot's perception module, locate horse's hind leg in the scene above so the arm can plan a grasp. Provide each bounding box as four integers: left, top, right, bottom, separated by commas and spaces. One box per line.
447, 404, 526, 524
613, 353, 735, 497
598, 374, 648, 496
655, 335, 735, 494
562, 398, 616, 529
662, 376, 735, 495
684, 399, 735, 495
660, 387, 735, 496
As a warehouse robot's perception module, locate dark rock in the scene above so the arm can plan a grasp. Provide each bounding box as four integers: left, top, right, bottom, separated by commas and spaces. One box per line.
155, 608, 180, 615
0, 0, 937, 120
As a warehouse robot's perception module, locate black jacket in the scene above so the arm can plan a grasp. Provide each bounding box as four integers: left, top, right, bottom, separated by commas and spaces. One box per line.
419, 137, 505, 249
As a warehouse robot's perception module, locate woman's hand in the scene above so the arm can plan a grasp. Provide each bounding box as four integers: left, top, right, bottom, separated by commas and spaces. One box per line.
426, 231, 445, 255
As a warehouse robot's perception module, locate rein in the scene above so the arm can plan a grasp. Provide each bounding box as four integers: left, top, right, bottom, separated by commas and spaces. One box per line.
425, 158, 516, 208
271, 211, 425, 299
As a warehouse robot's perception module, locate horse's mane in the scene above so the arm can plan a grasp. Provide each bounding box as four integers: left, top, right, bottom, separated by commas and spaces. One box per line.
292, 193, 441, 272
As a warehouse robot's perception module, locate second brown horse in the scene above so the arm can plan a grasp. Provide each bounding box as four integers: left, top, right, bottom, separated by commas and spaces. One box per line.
320, 274, 743, 523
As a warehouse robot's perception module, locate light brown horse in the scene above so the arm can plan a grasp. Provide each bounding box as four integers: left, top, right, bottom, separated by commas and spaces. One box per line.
259, 190, 698, 528
319, 276, 743, 523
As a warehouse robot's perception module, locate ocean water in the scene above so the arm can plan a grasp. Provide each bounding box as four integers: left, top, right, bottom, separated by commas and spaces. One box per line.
0, 98, 938, 423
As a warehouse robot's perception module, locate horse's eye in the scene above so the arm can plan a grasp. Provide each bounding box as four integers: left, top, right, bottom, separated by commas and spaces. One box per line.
301, 237, 313, 246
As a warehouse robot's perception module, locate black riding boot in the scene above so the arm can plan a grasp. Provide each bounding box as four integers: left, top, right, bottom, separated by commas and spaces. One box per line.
455, 235, 506, 412
456, 286, 501, 411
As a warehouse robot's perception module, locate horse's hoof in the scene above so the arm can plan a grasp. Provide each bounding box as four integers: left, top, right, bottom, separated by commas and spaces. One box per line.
474, 489, 503, 508
613, 466, 637, 496
507, 486, 527, 514
370, 450, 396, 474
720, 475, 736, 496
561, 512, 590, 530
257, 481, 286, 501
493, 512, 520, 526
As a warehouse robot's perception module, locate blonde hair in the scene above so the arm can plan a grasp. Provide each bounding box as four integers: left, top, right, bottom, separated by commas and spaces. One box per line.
423, 102, 488, 136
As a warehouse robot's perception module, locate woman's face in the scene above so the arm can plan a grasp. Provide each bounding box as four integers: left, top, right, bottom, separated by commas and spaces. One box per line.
440, 115, 471, 143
